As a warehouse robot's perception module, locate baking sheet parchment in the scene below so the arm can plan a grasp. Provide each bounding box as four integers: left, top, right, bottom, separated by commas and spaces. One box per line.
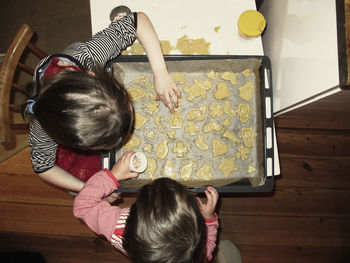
113, 58, 265, 188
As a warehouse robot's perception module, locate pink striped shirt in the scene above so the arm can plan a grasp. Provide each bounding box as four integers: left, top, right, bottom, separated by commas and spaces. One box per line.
73, 169, 219, 260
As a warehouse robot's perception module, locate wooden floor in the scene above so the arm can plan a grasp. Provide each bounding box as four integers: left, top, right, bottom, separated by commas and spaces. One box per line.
0, 118, 349, 262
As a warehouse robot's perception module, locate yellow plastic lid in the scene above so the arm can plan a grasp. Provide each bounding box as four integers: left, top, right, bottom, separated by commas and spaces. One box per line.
238, 10, 266, 38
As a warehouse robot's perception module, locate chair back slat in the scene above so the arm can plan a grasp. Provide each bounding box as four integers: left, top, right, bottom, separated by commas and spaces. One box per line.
0, 24, 46, 145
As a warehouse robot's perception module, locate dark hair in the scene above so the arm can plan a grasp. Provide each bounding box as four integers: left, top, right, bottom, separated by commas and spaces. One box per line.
24, 69, 133, 150
123, 178, 207, 263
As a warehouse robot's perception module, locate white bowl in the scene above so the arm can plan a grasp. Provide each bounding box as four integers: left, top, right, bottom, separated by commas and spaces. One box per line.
129, 152, 147, 173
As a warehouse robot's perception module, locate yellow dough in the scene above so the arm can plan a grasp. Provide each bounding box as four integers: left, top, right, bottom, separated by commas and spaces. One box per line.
163, 160, 176, 179
223, 130, 240, 144
185, 121, 200, 136
154, 115, 165, 132
187, 109, 205, 121
195, 134, 209, 151
167, 130, 176, 139
221, 72, 237, 85
142, 144, 152, 153
135, 75, 152, 87
223, 118, 231, 126
181, 159, 195, 181
172, 141, 188, 158
128, 85, 146, 101
175, 35, 211, 55
236, 145, 250, 160
183, 78, 212, 101
237, 103, 253, 123
156, 137, 169, 160
203, 122, 223, 133
146, 157, 157, 179
215, 82, 232, 100
241, 69, 251, 77
122, 42, 145, 55
238, 81, 254, 101
146, 101, 160, 115
123, 135, 141, 149
241, 128, 257, 147
172, 73, 186, 84
209, 103, 224, 118
196, 164, 213, 180
212, 139, 228, 157
214, 26, 221, 33
206, 70, 219, 80
134, 112, 149, 130
146, 130, 155, 139
160, 40, 174, 55
217, 156, 238, 177
248, 165, 256, 174
223, 100, 237, 118
166, 109, 183, 129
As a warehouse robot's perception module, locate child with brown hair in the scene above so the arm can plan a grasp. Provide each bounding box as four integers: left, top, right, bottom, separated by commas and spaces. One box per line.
73, 151, 219, 263
23, 7, 181, 194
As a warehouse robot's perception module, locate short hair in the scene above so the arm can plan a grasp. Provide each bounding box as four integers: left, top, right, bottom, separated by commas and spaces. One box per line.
123, 178, 207, 263
27, 69, 133, 150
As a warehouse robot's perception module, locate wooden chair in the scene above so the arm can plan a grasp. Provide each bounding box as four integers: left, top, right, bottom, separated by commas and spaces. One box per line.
0, 24, 47, 161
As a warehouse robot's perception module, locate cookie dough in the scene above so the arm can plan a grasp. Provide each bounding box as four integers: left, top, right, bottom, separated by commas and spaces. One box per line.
217, 156, 238, 177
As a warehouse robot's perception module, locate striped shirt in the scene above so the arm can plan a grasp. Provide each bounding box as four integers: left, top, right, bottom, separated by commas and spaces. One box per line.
29, 13, 137, 173
73, 170, 219, 260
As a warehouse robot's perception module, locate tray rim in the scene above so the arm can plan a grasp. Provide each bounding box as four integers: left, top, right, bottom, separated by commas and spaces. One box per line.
103, 55, 274, 193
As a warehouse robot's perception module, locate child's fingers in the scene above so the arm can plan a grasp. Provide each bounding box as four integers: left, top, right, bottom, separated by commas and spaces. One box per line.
206, 187, 218, 208
196, 196, 204, 208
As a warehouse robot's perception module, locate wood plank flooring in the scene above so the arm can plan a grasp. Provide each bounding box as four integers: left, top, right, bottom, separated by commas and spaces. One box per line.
0, 123, 349, 263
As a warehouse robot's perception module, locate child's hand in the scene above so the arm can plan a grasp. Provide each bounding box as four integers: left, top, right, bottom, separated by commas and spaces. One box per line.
154, 72, 181, 114
197, 186, 219, 220
110, 151, 139, 181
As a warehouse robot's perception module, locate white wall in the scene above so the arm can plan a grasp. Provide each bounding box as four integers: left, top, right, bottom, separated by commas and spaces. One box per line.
260, 0, 339, 114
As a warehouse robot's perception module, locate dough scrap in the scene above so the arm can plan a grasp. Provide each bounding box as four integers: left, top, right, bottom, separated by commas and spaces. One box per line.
172, 141, 188, 158
134, 112, 149, 130
212, 139, 228, 157
183, 78, 212, 101
217, 156, 238, 177
221, 72, 237, 85
146, 157, 157, 179
185, 121, 200, 136
237, 103, 253, 123
203, 122, 223, 133
156, 137, 169, 160
181, 159, 195, 181
172, 72, 186, 84
195, 134, 209, 151
209, 103, 224, 118
196, 164, 213, 180
175, 35, 211, 55
238, 81, 254, 101
123, 135, 141, 149
241, 128, 257, 148
236, 145, 250, 160
215, 82, 232, 100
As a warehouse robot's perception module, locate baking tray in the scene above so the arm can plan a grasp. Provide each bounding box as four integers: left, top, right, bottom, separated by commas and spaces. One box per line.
103, 55, 274, 193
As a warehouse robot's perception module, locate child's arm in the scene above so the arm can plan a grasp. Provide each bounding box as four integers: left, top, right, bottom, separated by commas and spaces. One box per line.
136, 12, 181, 113
38, 165, 85, 192
73, 151, 138, 240
197, 187, 220, 261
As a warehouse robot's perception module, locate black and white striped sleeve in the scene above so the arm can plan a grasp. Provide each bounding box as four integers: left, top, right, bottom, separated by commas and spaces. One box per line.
28, 120, 58, 173
68, 13, 137, 70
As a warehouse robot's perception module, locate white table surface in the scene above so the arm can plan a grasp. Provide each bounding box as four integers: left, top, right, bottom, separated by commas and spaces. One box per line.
90, 0, 264, 55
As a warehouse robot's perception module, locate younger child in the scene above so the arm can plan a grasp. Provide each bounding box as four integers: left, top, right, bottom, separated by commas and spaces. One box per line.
73, 151, 219, 263
23, 7, 181, 193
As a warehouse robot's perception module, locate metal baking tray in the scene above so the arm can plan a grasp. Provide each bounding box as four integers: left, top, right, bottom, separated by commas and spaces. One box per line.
103, 55, 274, 193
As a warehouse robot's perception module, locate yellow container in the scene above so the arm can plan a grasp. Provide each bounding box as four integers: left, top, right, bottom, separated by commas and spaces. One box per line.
238, 10, 266, 38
